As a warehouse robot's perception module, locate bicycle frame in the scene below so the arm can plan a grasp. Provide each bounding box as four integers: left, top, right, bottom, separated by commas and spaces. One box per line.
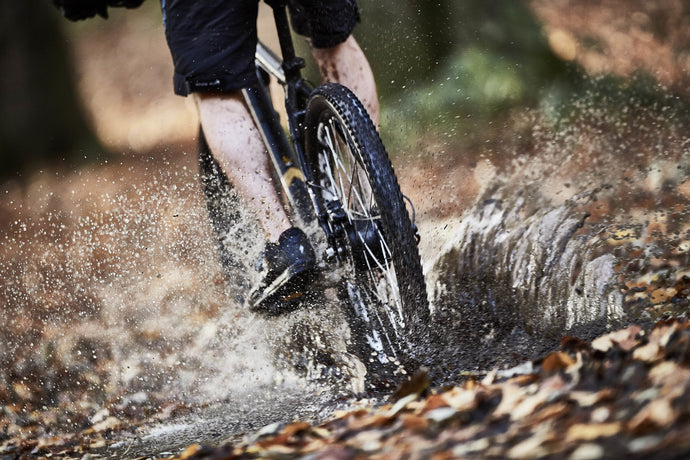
242, 1, 344, 254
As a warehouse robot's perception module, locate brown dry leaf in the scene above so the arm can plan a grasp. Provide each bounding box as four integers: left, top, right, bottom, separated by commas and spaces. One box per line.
591, 325, 642, 352
348, 413, 391, 431
400, 413, 429, 431
507, 427, 551, 459
529, 401, 570, 425
672, 276, 690, 299
386, 393, 418, 418
282, 421, 311, 438
255, 421, 312, 449
561, 335, 592, 353
565, 423, 622, 442
310, 445, 355, 460
463, 379, 481, 390
510, 375, 567, 422
176, 444, 203, 459
309, 426, 331, 439
426, 407, 458, 423
89, 439, 106, 449
440, 387, 479, 412
507, 374, 540, 386
423, 393, 451, 412
345, 429, 383, 453
649, 320, 680, 348
541, 351, 576, 372
569, 389, 614, 408
392, 366, 431, 401
510, 391, 551, 422
90, 416, 121, 433
300, 438, 328, 454
492, 383, 526, 420
648, 361, 690, 389
650, 288, 677, 304
628, 398, 677, 433
265, 444, 299, 456
246, 443, 298, 457
633, 341, 662, 363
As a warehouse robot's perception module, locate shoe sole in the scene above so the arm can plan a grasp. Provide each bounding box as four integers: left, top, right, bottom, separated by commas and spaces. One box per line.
248, 261, 317, 314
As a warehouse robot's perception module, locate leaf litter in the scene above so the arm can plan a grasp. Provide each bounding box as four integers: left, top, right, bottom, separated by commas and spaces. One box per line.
3, 317, 690, 458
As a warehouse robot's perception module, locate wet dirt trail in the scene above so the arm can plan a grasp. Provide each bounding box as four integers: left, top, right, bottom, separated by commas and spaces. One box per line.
2, 83, 690, 458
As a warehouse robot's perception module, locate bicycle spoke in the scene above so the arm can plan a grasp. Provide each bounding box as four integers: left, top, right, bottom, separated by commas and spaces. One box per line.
330, 121, 404, 323
315, 110, 408, 331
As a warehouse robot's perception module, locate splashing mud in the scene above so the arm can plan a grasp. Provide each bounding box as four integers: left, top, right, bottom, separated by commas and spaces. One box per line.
425, 84, 690, 376
0, 151, 368, 454
1, 82, 690, 455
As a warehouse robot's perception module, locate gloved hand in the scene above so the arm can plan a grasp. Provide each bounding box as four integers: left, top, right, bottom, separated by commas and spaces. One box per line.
52, 0, 146, 21
107, 0, 146, 8
52, 0, 109, 21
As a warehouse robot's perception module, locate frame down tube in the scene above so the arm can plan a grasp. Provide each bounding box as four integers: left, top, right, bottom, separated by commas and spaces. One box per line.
242, 80, 314, 225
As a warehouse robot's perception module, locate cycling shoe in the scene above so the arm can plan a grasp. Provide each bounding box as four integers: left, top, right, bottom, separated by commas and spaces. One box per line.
247, 227, 317, 314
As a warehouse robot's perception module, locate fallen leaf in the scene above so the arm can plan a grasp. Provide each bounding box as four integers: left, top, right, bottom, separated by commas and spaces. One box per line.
385, 393, 418, 418
176, 444, 203, 459
542, 351, 576, 373
633, 342, 662, 363
566, 423, 621, 442
439, 387, 478, 412
510, 391, 550, 422
506, 427, 550, 459
283, 421, 311, 438
650, 288, 676, 304
569, 390, 614, 408
629, 398, 676, 433
591, 325, 642, 352
491, 383, 526, 420
423, 394, 451, 412
529, 401, 570, 424
425, 407, 457, 423
569, 443, 605, 460
348, 413, 392, 431
561, 336, 591, 354
400, 413, 429, 431
392, 367, 431, 401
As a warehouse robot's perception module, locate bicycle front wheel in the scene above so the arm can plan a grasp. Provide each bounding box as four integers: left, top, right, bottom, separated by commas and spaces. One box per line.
304, 83, 429, 383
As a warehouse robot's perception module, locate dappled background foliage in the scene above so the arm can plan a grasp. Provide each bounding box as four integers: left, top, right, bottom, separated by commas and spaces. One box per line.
2, 0, 688, 177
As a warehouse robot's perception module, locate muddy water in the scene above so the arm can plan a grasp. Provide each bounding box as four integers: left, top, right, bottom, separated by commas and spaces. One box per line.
1, 89, 690, 455
424, 93, 690, 376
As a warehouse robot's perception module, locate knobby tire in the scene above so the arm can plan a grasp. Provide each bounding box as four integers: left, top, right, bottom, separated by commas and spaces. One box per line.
304, 83, 429, 388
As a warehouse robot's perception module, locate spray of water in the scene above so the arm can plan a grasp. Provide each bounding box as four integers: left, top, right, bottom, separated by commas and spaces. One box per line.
1, 80, 689, 449
425, 82, 690, 375
0, 152, 360, 448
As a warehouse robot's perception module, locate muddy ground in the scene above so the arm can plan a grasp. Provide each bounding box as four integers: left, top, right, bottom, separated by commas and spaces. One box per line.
2, 0, 690, 458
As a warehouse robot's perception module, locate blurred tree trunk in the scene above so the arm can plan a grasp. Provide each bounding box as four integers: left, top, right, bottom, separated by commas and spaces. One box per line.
0, 1, 98, 180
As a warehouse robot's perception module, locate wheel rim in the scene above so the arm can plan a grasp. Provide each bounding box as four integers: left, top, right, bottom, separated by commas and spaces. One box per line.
314, 115, 406, 332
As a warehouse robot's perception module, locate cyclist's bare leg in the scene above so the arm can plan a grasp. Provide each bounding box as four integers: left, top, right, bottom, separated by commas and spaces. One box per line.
311, 36, 379, 126
195, 91, 291, 242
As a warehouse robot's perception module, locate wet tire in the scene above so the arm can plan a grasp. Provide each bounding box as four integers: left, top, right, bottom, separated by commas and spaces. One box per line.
304, 83, 430, 388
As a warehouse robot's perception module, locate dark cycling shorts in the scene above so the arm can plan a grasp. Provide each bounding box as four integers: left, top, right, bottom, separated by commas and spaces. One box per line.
161, 0, 360, 96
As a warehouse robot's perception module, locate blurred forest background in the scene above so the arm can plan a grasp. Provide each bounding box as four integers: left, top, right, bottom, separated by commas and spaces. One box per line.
1, 0, 689, 179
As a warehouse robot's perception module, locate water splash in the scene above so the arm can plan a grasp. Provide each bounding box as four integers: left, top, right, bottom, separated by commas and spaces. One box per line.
0, 153, 357, 440
1, 80, 690, 450
424, 85, 690, 373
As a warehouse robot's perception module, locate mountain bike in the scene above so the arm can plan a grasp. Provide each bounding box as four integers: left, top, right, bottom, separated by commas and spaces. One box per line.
198, 0, 429, 388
